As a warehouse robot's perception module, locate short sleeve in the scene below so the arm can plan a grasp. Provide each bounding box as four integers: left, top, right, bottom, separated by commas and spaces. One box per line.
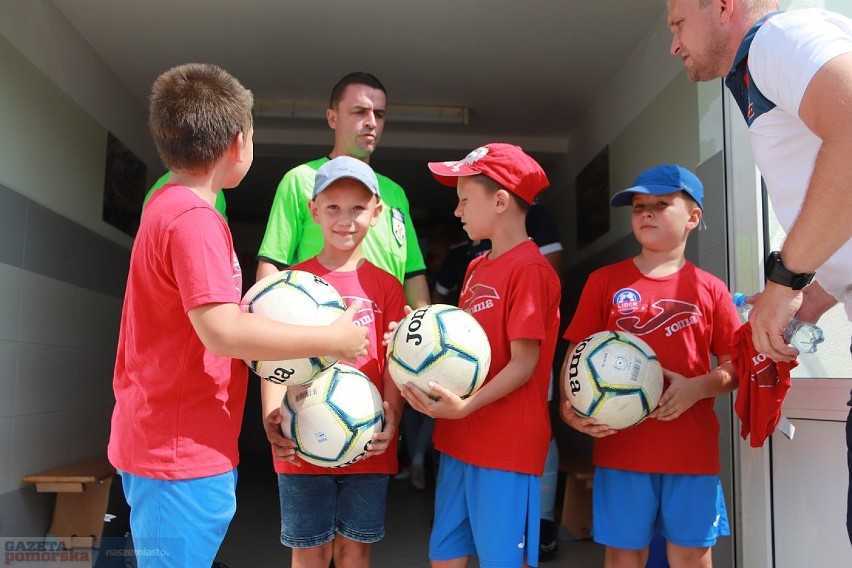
257, 168, 309, 267
506, 263, 557, 343
166, 208, 241, 312
750, 11, 852, 116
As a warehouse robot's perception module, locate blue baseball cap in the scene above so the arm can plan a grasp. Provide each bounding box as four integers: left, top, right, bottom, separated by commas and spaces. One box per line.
313, 156, 380, 199
610, 164, 704, 210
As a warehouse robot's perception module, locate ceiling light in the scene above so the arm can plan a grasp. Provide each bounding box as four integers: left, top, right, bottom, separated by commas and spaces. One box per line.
254, 99, 469, 125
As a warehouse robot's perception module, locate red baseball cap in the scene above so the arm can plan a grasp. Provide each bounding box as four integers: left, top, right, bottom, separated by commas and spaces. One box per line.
427, 143, 550, 205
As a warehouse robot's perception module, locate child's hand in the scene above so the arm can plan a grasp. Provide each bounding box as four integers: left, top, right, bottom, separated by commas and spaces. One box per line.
650, 368, 702, 421
382, 305, 413, 346
560, 400, 617, 438
263, 406, 300, 466
364, 401, 396, 458
399, 381, 469, 419
331, 300, 369, 362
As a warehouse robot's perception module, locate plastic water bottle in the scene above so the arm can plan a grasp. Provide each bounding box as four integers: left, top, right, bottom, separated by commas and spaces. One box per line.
732, 292, 825, 353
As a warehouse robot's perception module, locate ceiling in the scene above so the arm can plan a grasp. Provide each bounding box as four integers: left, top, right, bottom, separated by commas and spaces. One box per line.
49, 0, 669, 230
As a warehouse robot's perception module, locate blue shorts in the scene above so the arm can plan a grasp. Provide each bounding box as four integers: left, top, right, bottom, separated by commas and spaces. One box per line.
277, 473, 388, 548
593, 467, 730, 550
429, 454, 541, 567
119, 469, 238, 568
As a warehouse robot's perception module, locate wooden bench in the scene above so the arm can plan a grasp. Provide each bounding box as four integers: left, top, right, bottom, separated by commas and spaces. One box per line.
557, 445, 594, 540
23, 456, 116, 549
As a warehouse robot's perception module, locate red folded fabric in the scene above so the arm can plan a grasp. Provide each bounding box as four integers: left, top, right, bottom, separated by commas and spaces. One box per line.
732, 322, 798, 448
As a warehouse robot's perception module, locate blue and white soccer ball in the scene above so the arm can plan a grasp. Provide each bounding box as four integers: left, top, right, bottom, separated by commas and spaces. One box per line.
241, 269, 346, 385
563, 330, 664, 430
280, 363, 384, 468
386, 304, 491, 399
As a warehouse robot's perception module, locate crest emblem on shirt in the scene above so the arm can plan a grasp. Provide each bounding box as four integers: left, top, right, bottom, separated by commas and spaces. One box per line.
613, 288, 641, 315
391, 208, 405, 246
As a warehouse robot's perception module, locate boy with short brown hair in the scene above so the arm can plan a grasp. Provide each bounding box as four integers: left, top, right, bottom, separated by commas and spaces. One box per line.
108, 63, 367, 567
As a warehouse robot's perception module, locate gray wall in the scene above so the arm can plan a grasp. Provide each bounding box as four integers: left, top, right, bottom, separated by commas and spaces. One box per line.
0, 34, 133, 536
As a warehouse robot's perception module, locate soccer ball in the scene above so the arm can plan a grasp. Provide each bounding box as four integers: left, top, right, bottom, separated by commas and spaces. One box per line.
280, 363, 384, 468
563, 330, 663, 430
386, 304, 491, 399
241, 269, 346, 385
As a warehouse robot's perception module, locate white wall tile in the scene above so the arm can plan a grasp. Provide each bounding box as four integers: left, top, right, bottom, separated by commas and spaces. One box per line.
0, 341, 17, 417
14, 344, 76, 415
0, 263, 22, 342
19, 271, 79, 348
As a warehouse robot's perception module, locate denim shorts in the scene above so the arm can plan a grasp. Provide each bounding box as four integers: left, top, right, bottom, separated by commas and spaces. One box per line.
277, 473, 389, 548
593, 467, 730, 550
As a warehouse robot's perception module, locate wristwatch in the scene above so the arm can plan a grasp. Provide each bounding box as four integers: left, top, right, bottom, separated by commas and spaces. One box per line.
764, 251, 815, 290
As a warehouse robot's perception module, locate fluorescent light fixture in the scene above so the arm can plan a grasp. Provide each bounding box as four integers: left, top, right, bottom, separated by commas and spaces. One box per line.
254, 99, 469, 125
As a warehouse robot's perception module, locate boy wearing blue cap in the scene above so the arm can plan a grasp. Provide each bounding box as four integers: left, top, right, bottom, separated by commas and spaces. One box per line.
559, 164, 741, 568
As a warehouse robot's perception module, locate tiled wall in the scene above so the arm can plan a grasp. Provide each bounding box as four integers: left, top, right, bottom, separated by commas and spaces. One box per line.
0, 183, 128, 536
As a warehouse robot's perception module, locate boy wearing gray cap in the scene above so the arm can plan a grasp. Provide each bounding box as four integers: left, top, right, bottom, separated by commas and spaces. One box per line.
261, 156, 405, 568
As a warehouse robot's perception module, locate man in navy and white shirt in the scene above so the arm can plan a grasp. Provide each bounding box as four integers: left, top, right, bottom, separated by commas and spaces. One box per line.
668, 0, 852, 544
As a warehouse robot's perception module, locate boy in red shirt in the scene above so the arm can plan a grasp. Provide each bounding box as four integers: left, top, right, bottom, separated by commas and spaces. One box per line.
108, 63, 368, 568
402, 143, 561, 567
262, 156, 405, 568
560, 164, 740, 568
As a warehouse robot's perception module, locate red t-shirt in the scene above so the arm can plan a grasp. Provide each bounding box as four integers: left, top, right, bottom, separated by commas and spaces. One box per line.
563, 259, 740, 474
274, 258, 407, 475
108, 184, 247, 479
433, 240, 561, 476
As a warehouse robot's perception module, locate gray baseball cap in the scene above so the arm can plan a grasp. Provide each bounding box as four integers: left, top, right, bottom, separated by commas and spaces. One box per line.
313, 156, 381, 199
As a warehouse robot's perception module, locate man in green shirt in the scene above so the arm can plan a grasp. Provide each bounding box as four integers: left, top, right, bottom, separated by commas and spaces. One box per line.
256, 72, 429, 307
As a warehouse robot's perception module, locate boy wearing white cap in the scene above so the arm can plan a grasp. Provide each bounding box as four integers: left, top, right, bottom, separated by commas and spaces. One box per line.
261, 156, 405, 568
402, 143, 561, 567
560, 164, 741, 568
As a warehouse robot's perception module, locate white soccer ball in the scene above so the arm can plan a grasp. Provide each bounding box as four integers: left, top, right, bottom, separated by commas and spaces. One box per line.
241, 269, 346, 385
387, 304, 491, 399
280, 363, 384, 468
563, 330, 664, 430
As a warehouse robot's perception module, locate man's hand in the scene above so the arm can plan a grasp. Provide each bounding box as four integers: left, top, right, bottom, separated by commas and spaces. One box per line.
749, 282, 801, 362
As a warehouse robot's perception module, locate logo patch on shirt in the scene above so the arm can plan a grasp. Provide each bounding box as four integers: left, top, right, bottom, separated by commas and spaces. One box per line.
461, 283, 500, 314
613, 288, 641, 315
391, 208, 405, 246
616, 299, 703, 337
343, 295, 380, 328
